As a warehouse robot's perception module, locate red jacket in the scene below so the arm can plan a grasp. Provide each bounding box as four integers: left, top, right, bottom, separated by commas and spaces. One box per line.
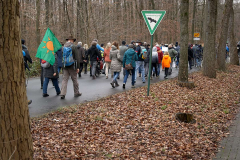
157, 50, 163, 64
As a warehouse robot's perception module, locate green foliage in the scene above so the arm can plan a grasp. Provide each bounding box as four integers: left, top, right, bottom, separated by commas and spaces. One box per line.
161, 105, 167, 110
223, 109, 230, 114
26, 60, 41, 77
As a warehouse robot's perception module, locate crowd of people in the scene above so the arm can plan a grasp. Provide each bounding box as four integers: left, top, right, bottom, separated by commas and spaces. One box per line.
23, 36, 224, 100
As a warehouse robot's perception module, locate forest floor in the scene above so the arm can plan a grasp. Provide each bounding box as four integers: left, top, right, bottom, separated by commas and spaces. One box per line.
31, 65, 240, 159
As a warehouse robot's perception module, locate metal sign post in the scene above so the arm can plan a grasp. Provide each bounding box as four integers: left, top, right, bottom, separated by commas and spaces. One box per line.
141, 10, 166, 96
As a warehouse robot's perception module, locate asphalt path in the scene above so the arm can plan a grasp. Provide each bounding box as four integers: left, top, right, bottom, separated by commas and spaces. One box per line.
27, 65, 199, 117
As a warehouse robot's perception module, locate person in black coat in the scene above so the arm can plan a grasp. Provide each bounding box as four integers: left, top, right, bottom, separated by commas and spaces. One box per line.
188, 45, 193, 70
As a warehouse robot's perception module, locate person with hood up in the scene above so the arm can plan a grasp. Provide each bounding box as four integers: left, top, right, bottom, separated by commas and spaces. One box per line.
150, 46, 159, 79
110, 41, 121, 88
122, 44, 138, 89
42, 54, 60, 97
162, 51, 171, 79
77, 42, 85, 77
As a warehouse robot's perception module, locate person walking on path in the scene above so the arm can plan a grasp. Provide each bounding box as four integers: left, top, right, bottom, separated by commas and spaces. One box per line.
104, 42, 112, 79
86, 41, 102, 79
134, 40, 146, 83
157, 45, 163, 77
119, 41, 128, 78
56, 43, 63, 74
83, 44, 89, 74
144, 44, 151, 78
162, 51, 171, 79
77, 42, 85, 77
22, 39, 33, 105
168, 44, 178, 69
110, 41, 121, 88
60, 36, 82, 99
42, 54, 60, 97
151, 46, 159, 79
188, 45, 194, 70
122, 44, 138, 89
174, 42, 180, 68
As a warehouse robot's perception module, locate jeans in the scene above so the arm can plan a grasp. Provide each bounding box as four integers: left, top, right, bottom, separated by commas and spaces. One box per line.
196, 58, 201, 67
91, 61, 97, 76
43, 77, 60, 94
113, 72, 120, 83
58, 67, 62, 73
144, 62, 149, 77
135, 61, 145, 82
40, 67, 44, 87
123, 68, 135, 86
157, 63, 161, 76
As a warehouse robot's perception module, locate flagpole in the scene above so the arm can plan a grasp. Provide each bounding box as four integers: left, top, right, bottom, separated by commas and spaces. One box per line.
147, 35, 153, 96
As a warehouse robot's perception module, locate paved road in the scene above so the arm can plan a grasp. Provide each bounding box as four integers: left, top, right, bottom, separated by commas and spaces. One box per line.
214, 109, 240, 160
27, 66, 199, 117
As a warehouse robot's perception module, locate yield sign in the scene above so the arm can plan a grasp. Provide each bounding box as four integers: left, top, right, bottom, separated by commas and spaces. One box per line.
142, 10, 166, 35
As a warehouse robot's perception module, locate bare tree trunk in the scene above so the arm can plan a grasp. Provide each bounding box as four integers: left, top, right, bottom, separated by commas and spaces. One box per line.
45, 0, 49, 27
203, 0, 217, 78
36, 0, 40, 46
191, 0, 197, 44
0, 0, 33, 159
217, 0, 233, 71
178, 0, 189, 82
229, 6, 239, 65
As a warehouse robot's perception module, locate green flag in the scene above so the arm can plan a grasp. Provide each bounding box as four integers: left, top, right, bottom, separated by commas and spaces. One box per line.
36, 28, 62, 65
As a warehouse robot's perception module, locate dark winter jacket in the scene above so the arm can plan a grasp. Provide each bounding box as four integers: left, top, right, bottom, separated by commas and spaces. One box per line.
136, 45, 144, 61
86, 45, 102, 61
22, 44, 32, 70
77, 45, 85, 63
192, 45, 201, 58
43, 54, 59, 79
123, 48, 138, 68
56, 48, 63, 68
188, 47, 193, 61
119, 45, 128, 62
175, 45, 180, 58
144, 49, 151, 63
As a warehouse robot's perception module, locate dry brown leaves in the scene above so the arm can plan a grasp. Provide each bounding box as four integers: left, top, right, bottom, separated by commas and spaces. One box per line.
32, 65, 240, 159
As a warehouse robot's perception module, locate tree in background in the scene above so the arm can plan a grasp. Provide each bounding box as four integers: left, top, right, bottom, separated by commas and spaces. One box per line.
0, 0, 33, 159
203, 0, 217, 78
178, 0, 189, 83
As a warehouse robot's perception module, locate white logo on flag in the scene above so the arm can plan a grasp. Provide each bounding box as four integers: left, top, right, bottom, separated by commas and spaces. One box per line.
145, 14, 162, 30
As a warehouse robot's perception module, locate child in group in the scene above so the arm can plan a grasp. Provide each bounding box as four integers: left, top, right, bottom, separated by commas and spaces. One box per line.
162, 51, 171, 79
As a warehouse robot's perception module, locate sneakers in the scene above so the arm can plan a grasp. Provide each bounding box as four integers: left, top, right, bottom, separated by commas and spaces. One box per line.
139, 73, 141, 77
123, 83, 125, 89
28, 100, 32, 105
43, 93, 49, 97
110, 82, 115, 88
57, 92, 61, 95
74, 93, 82, 97
61, 95, 65, 99
115, 82, 119, 87
131, 85, 135, 88
106, 76, 108, 79
143, 81, 145, 83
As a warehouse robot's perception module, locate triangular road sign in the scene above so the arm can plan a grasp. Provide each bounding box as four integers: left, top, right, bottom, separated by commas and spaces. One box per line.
142, 10, 166, 35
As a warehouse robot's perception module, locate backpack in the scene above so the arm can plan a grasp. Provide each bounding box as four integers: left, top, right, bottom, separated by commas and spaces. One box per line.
63, 46, 74, 67
41, 60, 50, 68
139, 46, 147, 59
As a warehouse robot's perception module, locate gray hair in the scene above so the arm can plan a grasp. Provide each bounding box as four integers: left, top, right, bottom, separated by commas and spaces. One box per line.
91, 41, 97, 46
128, 44, 134, 48
78, 42, 82, 46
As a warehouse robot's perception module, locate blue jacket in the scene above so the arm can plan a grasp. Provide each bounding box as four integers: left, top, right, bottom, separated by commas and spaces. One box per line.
56, 48, 63, 68
96, 44, 104, 52
123, 48, 138, 68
